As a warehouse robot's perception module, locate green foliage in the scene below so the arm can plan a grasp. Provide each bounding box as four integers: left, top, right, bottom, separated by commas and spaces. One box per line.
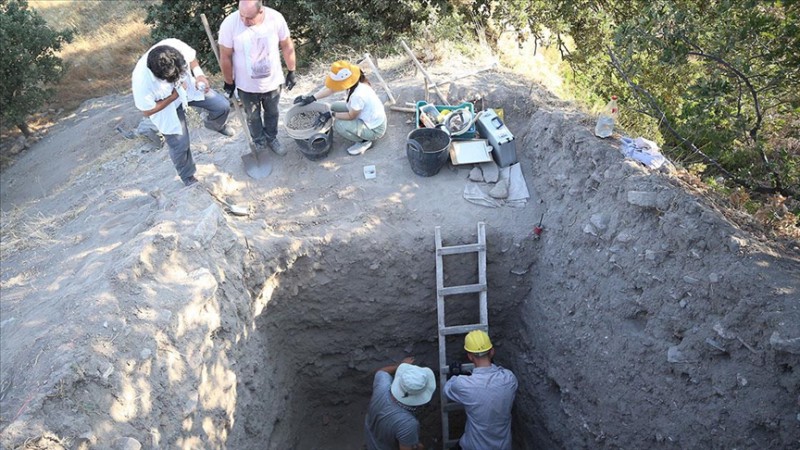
465, 0, 799, 199
145, 0, 236, 70
0, 0, 73, 133
274, 0, 428, 57
145, 1, 430, 69
143, 0, 799, 200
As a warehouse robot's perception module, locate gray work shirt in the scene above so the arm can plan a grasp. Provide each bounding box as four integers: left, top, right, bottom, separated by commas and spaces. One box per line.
443, 363, 518, 450
364, 371, 421, 450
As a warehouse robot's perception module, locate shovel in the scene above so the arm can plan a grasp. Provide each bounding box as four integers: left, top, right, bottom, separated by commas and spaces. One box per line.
234, 94, 272, 179
201, 14, 271, 179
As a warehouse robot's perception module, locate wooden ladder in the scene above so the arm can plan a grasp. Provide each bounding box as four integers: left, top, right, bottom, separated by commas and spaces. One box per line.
435, 222, 488, 449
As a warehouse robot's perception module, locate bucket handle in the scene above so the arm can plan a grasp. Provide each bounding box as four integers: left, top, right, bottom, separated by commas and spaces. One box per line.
407, 138, 423, 154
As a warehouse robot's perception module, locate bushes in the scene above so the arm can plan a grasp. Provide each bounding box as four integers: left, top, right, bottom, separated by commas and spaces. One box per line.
145, 0, 235, 70
0, 0, 73, 136
145, 0, 431, 70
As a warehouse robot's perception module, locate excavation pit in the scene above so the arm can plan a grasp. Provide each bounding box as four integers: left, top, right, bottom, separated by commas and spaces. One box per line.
1, 69, 796, 450
225, 231, 535, 449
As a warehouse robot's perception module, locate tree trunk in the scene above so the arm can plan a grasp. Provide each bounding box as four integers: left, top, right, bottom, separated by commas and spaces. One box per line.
17, 122, 32, 138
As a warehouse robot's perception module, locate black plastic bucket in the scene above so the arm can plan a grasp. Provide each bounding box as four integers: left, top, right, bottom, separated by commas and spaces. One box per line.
406, 128, 451, 177
295, 129, 332, 161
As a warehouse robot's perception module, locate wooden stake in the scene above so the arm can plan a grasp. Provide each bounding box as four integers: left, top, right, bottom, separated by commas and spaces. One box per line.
362, 52, 396, 105
400, 40, 449, 105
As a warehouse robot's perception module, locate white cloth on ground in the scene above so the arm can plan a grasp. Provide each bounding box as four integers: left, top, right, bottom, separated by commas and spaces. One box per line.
463, 162, 529, 208
620, 136, 667, 169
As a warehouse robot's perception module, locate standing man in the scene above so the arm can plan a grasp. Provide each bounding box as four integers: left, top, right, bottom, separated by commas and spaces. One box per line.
364, 357, 435, 450
444, 330, 518, 450
219, 0, 297, 156
132, 38, 233, 186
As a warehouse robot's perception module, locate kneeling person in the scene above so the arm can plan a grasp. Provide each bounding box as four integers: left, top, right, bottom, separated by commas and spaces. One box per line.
294, 60, 387, 156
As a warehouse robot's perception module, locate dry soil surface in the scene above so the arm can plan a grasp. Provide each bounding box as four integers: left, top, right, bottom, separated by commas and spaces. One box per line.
1, 54, 798, 450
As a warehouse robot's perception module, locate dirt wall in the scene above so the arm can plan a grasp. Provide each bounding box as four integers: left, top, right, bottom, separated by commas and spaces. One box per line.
505, 108, 800, 449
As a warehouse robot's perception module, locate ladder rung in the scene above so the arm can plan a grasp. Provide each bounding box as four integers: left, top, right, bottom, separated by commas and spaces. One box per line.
440, 363, 476, 375
437, 243, 485, 256
440, 324, 487, 336
439, 283, 486, 296
444, 439, 461, 448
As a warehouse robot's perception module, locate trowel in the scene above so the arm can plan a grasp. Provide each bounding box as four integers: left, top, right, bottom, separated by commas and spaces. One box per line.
206, 189, 249, 216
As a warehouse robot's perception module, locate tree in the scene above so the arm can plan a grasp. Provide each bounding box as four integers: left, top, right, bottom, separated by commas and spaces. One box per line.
610, 0, 800, 197
145, 0, 430, 68
459, 0, 799, 200
0, 0, 74, 137
145, 0, 236, 72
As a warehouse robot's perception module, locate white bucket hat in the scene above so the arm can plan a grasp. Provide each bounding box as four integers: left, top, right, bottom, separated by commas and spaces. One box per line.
391, 363, 436, 406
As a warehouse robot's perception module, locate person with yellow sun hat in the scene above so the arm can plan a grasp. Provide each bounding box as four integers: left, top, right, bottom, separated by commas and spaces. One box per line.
294, 60, 387, 156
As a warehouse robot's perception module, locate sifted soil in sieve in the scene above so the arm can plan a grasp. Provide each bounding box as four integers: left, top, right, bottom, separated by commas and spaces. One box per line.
287, 111, 325, 131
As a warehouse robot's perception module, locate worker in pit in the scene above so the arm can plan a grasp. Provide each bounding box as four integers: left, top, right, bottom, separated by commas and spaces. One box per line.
444, 330, 519, 450
293, 60, 387, 156
364, 357, 435, 450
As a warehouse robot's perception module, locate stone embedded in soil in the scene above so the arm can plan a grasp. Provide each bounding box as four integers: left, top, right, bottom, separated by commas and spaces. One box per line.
769, 331, 800, 354
589, 213, 608, 231
667, 346, 687, 363
736, 373, 748, 387
627, 190, 659, 208
114, 437, 141, 450
728, 235, 748, 251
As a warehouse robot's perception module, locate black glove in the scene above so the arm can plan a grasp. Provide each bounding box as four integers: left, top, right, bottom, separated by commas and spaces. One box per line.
314, 111, 332, 128
223, 81, 236, 98
293, 94, 316, 106
285, 70, 296, 91
449, 361, 463, 376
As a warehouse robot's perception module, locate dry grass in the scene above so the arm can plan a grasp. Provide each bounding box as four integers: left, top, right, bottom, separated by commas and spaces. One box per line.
494, 32, 571, 100
1, 2, 156, 170
29, 0, 158, 113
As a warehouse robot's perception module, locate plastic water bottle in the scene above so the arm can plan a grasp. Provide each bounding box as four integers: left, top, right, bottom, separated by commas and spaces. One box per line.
594, 95, 618, 138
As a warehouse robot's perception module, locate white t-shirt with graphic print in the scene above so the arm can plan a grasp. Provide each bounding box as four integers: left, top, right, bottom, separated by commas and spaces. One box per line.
218, 7, 290, 94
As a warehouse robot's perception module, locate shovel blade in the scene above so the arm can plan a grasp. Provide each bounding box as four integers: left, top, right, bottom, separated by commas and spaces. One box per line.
242, 151, 272, 179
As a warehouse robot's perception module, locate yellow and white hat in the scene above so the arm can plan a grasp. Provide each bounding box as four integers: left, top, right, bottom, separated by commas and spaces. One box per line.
325, 60, 361, 91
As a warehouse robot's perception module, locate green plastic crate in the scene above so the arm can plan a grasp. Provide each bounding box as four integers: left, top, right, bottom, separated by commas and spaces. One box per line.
415, 101, 476, 140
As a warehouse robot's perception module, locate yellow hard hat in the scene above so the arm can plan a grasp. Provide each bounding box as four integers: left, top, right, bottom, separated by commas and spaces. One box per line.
464, 330, 493, 353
